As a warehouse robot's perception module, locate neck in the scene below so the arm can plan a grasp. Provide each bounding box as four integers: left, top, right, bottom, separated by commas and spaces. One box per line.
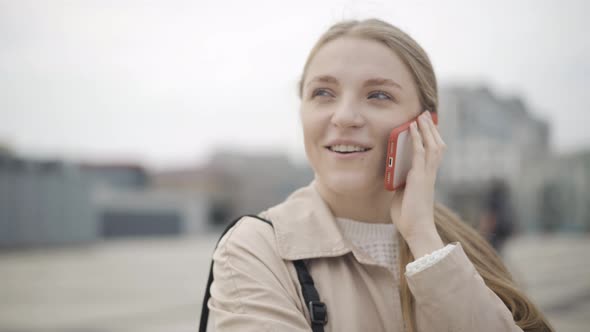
315, 180, 393, 224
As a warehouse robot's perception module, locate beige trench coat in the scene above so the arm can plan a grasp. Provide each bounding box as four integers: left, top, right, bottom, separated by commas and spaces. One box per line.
208, 182, 523, 331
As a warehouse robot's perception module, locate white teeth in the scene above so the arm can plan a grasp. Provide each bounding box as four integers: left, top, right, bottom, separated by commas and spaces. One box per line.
329, 145, 368, 153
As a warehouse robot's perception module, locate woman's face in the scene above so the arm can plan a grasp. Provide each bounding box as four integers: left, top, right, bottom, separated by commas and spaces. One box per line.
300, 36, 422, 195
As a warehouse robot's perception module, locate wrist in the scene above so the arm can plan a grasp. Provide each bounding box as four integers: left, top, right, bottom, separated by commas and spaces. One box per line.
405, 230, 445, 259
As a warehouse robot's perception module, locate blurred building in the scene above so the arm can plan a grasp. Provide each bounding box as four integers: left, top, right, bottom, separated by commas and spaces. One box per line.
92, 185, 208, 237
0, 152, 208, 248
0, 152, 96, 247
0, 148, 310, 247
437, 86, 550, 230
80, 162, 149, 189
83, 163, 209, 237
154, 151, 314, 227
524, 150, 590, 232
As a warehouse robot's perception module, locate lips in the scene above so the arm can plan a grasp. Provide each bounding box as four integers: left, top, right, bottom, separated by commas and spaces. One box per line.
327, 144, 371, 153
324, 140, 373, 154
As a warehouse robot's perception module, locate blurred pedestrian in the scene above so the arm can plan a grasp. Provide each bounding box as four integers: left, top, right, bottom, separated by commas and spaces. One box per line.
479, 178, 516, 256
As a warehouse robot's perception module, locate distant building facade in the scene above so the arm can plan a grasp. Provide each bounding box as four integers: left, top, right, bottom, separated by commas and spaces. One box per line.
0, 153, 208, 248
525, 150, 590, 232
437, 86, 551, 231
80, 163, 150, 189
154, 151, 314, 228
0, 153, 96, 247
92, 186, 208, 237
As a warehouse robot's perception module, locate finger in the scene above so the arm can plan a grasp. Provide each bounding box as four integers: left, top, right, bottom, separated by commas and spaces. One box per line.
409, 121, 425, 169
418, 112, 437, 150
424, 113, 447, 172
418, 113, 440, 172
426, 112, 446, 148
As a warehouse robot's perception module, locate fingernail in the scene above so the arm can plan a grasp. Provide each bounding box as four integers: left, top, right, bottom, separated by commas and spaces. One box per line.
411, 121, 417, 129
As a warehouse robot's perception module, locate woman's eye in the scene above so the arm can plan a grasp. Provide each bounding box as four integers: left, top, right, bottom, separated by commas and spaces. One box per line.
368, 91, 392, 101
311, 88, 333, 98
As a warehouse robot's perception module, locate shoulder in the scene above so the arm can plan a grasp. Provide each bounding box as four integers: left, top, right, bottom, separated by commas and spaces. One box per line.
208, 217, 311, 331
214, 215, 279, 263
211, 215, 298, 305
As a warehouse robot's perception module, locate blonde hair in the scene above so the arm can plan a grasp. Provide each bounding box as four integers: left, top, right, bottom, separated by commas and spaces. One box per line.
298, 19, 554, 332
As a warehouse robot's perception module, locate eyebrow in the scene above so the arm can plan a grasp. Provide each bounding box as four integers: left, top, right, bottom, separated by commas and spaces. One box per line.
305, 75, 403, 90
363, 77, 403, 90
305, 75, 338, 87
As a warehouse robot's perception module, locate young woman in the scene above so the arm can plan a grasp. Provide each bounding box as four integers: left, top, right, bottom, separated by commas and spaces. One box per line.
204, 18, 553, 332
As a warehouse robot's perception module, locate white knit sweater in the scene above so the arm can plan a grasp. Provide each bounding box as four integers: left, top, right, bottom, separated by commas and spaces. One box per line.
336, 217, 456, 278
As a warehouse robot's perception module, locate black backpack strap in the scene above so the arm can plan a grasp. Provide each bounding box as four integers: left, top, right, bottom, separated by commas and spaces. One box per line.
198, 214, 328, 332
293, 260, 328, 331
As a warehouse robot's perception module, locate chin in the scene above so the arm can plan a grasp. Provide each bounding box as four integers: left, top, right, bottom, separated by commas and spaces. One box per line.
318, 170, 381, 195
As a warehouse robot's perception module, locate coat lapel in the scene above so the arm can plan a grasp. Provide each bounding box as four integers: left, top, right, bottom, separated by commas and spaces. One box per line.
262, 181, 352, 260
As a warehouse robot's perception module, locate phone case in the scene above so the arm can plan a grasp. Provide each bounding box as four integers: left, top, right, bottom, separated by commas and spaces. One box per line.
384, 112, 438, 191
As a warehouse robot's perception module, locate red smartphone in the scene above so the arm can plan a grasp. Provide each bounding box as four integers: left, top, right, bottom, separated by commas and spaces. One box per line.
384, 111, 438, 191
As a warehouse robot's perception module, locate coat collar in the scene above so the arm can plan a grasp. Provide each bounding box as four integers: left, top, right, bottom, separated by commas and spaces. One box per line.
261, 181, 377, 265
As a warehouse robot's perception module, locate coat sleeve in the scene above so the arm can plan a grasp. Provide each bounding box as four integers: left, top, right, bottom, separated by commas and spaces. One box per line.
404, 242, 523, 332
208, 217, 311, 332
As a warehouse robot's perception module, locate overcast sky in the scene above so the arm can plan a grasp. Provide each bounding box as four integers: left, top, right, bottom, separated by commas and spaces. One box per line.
1, 0, 588, 170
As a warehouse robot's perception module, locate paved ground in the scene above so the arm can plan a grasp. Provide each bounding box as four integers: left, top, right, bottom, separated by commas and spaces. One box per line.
0, 233, 588, 332
502, 234, 590, 332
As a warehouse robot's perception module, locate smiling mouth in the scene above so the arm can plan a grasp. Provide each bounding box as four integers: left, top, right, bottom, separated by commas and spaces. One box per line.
326, 144, 372, 154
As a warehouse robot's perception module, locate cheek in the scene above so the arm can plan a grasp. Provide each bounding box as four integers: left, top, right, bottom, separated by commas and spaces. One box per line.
300, 113, 321, 155
370, 115, 398, 146
380, 125, 394, 146
300, 110, 327, 140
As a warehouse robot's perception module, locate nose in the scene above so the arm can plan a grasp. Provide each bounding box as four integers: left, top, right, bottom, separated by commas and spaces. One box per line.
330, 99, 365, 128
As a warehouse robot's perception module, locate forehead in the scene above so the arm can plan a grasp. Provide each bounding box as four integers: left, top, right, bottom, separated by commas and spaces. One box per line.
305, 37, 415, 87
